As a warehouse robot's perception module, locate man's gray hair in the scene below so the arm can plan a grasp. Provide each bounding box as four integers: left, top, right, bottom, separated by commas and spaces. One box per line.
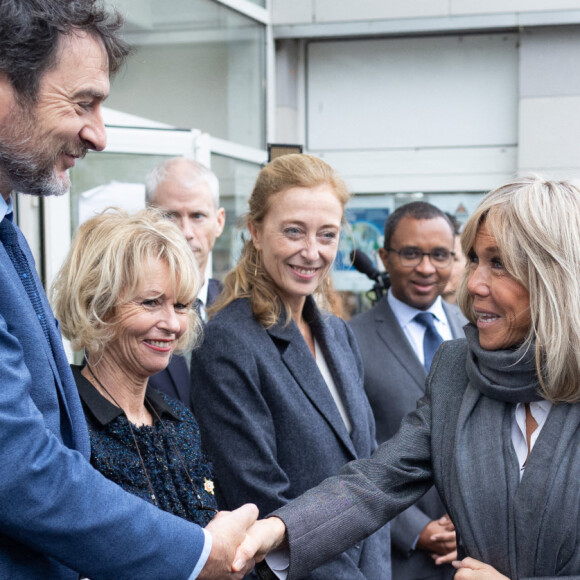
145, 157, 220, 207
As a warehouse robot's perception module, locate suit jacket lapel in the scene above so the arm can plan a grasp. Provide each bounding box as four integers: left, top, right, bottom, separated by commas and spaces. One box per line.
2, 227, 88, 454
165, 356, 190, 405
267, 304, 357, 459
207, 278, 224, 307
374, 299, 426, 391
442, 301, 467, 339
312, 315, 369, 456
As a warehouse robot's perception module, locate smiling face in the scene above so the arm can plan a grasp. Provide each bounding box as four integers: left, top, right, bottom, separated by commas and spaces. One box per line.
249, 184, 343, 315
0, 31, 109, 199
466, 223, 531, 350
380, 216, 454, 310
104, 259, 190, 381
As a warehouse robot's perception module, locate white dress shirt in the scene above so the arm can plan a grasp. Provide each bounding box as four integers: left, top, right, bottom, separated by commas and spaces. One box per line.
511, 399, 552, 479
387, 289, 453, 365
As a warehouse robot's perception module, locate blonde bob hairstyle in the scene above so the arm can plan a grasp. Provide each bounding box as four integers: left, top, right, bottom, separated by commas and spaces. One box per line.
457, 175, 580, 403
51, 207, 202, 357
211, 154, 350, 328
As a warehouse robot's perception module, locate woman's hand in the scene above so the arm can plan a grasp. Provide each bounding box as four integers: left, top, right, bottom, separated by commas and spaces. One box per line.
453, 557, 510, 579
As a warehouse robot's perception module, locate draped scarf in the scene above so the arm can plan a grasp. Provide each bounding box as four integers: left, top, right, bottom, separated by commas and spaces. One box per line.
448, 325, 580, 579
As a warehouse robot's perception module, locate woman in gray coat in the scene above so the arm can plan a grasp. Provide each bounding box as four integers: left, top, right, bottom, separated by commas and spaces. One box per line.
190, 154, 390, 579
240, 175, 580, 580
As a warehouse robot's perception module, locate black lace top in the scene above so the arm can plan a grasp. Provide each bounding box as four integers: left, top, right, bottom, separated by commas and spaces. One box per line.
72, 365, 217, 527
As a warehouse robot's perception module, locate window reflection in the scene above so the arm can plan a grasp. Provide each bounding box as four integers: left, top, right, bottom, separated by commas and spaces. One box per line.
106, 0, 266, 149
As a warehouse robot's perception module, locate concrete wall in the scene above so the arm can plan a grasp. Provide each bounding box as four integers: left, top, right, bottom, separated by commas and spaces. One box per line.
272, 1, 580, 25
272, 4, 580, 190
518, 25, 580, 179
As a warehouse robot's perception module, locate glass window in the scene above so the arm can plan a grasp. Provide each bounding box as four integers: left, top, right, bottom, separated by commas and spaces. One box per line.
336, 191, 486, 317
106, 0, 266, 149
69, 152, 170, 233
210, 153, 262, 279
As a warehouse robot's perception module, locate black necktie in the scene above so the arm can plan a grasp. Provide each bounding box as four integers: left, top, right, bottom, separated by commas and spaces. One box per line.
0, 218, 51, 344
414, 312, 444, 372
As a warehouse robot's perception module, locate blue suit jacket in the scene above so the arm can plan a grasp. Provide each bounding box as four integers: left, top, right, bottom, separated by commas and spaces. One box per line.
191, 297, 391, 580
149, 277, 223, 406
0, 218, 204, 579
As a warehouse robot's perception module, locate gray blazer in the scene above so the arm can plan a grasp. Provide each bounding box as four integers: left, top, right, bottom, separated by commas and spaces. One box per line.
349, 298, 466, 580
275, 339, 580, 580
191, 297, 391, 580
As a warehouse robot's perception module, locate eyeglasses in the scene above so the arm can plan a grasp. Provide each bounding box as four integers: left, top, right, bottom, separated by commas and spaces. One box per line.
386, 247, 455, 269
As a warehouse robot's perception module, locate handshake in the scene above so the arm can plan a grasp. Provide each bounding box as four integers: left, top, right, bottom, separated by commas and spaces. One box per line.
198, 504, 287, 579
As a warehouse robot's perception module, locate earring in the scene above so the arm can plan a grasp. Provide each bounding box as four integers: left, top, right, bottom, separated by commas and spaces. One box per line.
254, 250, 260, 277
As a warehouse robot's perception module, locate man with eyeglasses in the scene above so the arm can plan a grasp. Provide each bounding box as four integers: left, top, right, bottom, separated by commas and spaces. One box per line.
350, 201, 467, 580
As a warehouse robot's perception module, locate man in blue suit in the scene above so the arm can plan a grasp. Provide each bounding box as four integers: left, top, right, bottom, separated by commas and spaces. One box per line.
0, 1, 257, 578
146, 157, 225, 406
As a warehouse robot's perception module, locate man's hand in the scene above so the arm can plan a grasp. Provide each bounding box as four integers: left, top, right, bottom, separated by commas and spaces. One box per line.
234, 517, 288, 567
453, 557, 510, 579
198, 504, 259, 579
416, 514, 456, 562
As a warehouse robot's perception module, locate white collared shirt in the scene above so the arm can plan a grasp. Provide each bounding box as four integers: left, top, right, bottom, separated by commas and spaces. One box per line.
314, 339, 352, 434
197, 277, 209, 322
512, 399, 552, 479
387, 289, 453, 366
0, 194, 13, 222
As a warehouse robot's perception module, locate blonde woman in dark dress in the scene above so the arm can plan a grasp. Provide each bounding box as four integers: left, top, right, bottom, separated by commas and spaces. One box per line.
51, 208, 217, 526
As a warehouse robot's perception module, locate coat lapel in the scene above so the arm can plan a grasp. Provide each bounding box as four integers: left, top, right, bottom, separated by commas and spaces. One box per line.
374, 299, 426, 391
3, 226, 88, 455
267, 301, 357, 459
442, 301, 468, 339
165, 356, 190, 405
311, 313, 370, 456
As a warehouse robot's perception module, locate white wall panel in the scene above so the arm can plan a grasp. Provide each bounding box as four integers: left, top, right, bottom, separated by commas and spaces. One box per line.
519, 96, 580, 176
520, 27, 580, 98
272, 0, 580, 26
314, 0, 446, 23
451, 0, 580, 16
307, 34, 518, 151
271, 0, 312, 24
313, 147, 516, 193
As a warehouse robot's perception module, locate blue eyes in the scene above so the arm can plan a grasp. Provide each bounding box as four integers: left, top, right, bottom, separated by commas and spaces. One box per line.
283, 228, 337, 241
468, 253, 503, 269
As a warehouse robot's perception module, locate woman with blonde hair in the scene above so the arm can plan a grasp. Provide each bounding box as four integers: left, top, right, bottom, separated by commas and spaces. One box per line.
51, 208, 217, 526
242, 175, 580, 580
191, 154, 391, 579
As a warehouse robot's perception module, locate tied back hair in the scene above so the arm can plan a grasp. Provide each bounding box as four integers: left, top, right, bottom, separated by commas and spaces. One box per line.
210, 154, 350, 328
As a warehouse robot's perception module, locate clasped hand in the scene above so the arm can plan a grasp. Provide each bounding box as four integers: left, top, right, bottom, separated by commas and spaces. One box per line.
417, 514, 457, 565
199, 506, 287, 579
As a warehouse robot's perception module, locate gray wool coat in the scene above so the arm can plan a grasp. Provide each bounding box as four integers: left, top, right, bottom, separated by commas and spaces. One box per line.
191, 296, 391, 580
349, 297, 466, 580
275, 338, 580, 580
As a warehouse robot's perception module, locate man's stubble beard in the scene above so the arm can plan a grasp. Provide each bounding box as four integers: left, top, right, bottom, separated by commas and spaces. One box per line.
0, 103, 85, 198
